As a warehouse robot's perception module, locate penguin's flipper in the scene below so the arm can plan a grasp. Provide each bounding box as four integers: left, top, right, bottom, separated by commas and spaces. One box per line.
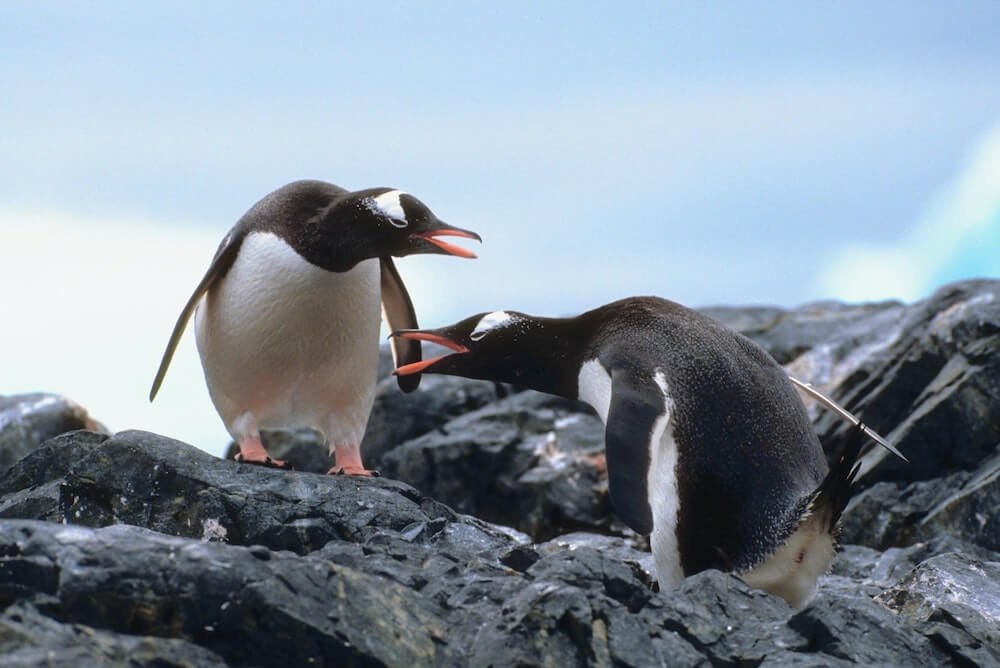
602, 369, 664, 535
149, 231, 244, 401
380, 257, 421, 393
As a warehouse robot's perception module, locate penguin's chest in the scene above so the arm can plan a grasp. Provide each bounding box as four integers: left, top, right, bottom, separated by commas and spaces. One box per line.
194, 232, 381, 429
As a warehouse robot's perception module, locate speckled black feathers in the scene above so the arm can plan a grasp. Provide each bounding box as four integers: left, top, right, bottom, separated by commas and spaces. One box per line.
810, 421, 867, 533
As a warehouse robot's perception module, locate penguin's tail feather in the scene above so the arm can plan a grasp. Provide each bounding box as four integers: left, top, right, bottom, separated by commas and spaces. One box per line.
809, 421, 867, 532
787, 376, 907, 463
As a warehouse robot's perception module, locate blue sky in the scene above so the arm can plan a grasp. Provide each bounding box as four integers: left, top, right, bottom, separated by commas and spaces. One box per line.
2, 2, 998, 452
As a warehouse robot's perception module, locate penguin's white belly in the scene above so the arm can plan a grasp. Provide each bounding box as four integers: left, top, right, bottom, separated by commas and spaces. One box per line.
194, 232, 381, 446
739, 509, 835, 607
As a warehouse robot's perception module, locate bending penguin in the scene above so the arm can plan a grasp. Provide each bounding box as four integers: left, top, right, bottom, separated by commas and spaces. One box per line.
150, 180, 481, 475
392, 297, 903, 606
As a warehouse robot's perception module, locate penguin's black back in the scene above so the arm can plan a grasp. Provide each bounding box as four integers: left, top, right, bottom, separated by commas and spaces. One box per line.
236, 180, 373, 273
579, 297, 827, 574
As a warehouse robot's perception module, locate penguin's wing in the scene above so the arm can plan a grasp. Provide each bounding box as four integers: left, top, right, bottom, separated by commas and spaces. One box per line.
603, 368, 665, 535
379, 257, 421, 393
148, 230, 244, 401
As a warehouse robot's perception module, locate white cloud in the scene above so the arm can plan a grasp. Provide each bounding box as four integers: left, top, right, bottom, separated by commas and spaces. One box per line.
814, 122, 1000, 302
0, 209, 231, 453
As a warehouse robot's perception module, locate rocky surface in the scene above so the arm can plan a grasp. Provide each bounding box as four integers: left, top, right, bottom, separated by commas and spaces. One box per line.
1, 278, 999, 666
0, 394, 106, 471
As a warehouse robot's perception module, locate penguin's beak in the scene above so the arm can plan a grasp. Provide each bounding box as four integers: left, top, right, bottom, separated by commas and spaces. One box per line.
411, 222, 482, 259
390, 329, 469, 375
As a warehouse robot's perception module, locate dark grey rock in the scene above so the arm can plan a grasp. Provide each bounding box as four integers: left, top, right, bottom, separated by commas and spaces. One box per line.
867, 536, 998, 588
825, 535, 999, 604
382, 390, 613, 541
537, 531, 655, 583
0, 520, 457, 667
840, 446, 1000, 552
0, 429, 518, 559
362, 373, 501, 465
466, 547, 708, 668
877, 552, 1000, 667
829, 543, 883, 580
787, 592, 948, 666
0, 394, 107, 471
702, 299, 904, 365
917, 447, 1000, 552
1, 427, 998, 667
806, 280, 1000, 486
0, 600, 226, 667
839, 472, 972, 550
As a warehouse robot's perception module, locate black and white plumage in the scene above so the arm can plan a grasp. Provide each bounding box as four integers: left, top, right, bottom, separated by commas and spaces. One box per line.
391, 297, 897, 605
150, 180, 480, 475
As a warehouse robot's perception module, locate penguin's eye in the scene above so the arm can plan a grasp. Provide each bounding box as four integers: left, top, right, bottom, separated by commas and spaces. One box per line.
367, 191, 409, 228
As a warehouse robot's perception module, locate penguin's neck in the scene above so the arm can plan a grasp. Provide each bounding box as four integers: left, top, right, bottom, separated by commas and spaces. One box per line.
493, 316, 588, 399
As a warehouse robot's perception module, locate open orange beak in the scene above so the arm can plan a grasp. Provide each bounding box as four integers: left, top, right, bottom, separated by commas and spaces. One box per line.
414, 228, 481, 259
391, 330, 468, 375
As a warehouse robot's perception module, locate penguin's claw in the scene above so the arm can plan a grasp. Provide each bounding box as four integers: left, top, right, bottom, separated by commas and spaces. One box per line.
234, 453, 294, 470
328, 466, 381, 477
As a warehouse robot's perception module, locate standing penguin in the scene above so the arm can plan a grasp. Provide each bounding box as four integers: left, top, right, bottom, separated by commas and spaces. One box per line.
391, 297, 902, 605
150, 180, 481, 475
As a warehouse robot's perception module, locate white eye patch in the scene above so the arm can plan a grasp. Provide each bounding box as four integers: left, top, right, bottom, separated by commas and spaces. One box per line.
471, 311, 515, 341
367, 190, 408, 227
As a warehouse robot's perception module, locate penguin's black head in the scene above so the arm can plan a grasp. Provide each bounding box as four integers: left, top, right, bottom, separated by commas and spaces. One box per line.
390, 310, 576, 396
352, 188, 481, 259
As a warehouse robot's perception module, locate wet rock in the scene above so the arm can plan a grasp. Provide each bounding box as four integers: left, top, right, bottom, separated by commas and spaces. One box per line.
917, 447, 1000, 552
0, 520, 456, 667
0, 430, 517, 558
859, 535, 997, 587
840, 447, 1000, 552
466, 548, 708, 668
362, 373, 501, 465
0, 394, 107, 470
839, 472, 972, 550
802, 280, 1000, 486
536, 531, 655, 583
877, 552, 1000, 666
1, 427, 997, 666
703, 299, 904, 365
787, 592, 948, 666
0, 600, 226, 667
381, 390, 613, 541
824, 535, 999, 604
